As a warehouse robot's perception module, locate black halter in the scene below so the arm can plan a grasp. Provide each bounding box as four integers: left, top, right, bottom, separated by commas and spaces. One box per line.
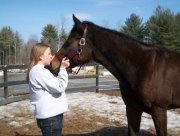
78, 25, 88, 53
55, 24, 88, 61
54, 25, 88, 74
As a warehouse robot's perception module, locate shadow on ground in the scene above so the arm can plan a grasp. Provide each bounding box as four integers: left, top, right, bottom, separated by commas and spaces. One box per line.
15, 126, 155, 136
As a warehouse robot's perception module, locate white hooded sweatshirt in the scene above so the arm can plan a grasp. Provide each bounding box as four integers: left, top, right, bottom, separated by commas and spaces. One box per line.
29, 64, 68, 119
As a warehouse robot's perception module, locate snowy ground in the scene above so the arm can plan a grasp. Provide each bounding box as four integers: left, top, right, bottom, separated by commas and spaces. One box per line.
0, 91, 179, 135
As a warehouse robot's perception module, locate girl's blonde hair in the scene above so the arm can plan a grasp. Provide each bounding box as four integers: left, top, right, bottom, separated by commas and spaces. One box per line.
26, 43, 50, 82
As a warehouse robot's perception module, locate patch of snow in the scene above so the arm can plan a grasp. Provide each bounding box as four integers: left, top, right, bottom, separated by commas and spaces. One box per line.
100, 71, 112, 76
0, 70, 3, 76
0, 92, 179, 135
8, 69, 27, 73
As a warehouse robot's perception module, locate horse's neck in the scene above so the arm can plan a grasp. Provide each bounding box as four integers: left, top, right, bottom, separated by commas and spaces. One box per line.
92, 47, 121, 80
91, 27, 137, 69
90, 27, 150, 87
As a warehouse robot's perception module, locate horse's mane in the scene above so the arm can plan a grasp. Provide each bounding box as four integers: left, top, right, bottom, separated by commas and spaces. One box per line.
83, 21, 153, 45
82, 21, 176, 52
79, 21, 180, 55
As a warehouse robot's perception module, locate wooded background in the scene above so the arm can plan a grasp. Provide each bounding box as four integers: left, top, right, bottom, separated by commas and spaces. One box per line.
0, 6, 179, 65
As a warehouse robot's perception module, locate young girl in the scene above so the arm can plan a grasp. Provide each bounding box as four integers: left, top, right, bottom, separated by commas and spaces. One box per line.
27, 43, 70, 136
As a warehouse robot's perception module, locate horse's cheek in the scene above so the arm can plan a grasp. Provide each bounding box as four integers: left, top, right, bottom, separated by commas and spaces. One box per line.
51, 59, 61, 71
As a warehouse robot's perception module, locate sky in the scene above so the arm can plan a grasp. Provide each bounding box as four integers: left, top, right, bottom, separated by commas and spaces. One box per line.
0, 0, 179, 42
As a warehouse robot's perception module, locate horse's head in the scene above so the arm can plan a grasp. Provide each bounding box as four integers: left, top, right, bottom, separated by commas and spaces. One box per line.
50, 14, 93, 75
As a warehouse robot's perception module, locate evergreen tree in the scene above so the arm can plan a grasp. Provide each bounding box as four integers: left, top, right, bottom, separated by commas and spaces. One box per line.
0, 27, 14, 64
173, 13, 180, 50
146, 6, 175, 48
41, 24, 59, 53
121, 13, 145, 41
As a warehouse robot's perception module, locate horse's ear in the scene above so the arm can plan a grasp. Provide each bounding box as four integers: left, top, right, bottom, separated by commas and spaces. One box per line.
73, 14, 82, 27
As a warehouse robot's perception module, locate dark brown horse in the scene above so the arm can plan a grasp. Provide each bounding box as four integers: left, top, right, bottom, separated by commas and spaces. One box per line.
50, 15, 180, 136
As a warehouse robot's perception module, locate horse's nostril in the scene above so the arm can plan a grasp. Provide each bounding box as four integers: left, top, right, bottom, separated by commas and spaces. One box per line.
78, 49, 82, 52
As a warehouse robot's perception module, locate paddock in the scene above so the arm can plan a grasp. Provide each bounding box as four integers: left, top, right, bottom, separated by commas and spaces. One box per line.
0, 91, 179, 136
0, 65, 179, 136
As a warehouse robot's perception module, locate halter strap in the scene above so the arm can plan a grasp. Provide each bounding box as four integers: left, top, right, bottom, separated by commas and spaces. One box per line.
66, 51, 80, 60
55, 53, 63, 62
82, 25, 88, 38
54, 25, 88, 74
55, 51, 82, 74
55, 51, 80, 62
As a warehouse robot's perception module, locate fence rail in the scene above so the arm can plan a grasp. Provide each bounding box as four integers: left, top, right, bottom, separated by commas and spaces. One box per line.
0, 64, 119, 105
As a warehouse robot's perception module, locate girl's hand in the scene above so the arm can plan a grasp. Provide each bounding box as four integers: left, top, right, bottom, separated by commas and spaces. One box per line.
61, 57, 70, 68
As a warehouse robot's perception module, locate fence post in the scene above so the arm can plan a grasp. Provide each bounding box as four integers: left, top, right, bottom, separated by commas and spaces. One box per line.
3, 66, 8, 98
96, 64, 99, 93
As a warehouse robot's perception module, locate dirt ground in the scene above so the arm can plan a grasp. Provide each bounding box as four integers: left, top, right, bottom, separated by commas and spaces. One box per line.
0, 110, 155, 136
0, 91, 179, 136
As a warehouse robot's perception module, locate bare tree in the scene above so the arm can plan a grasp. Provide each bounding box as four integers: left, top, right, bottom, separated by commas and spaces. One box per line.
21, 35, 38, 64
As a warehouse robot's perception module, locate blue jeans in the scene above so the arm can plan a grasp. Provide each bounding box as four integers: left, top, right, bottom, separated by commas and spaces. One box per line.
37, 114, 64, 136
